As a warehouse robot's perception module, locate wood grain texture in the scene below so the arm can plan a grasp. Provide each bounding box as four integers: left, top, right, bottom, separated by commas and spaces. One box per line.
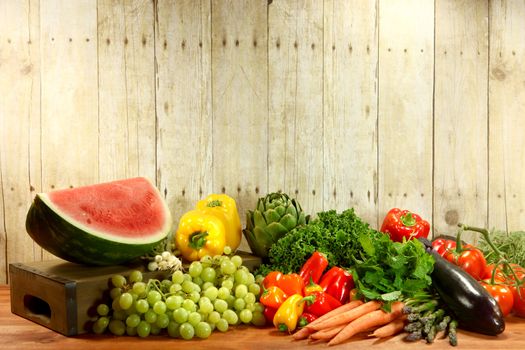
268, 0, 324, 215
434, 0, 489, 242
0, 0, 43, 283
155, 0, 213, 225
488, 0, 525, 232
98, 0, 156, 183
323, 0, 378, 226
2, 284, 525, 349
378, 0, 434, 224
211, 0, 268, 238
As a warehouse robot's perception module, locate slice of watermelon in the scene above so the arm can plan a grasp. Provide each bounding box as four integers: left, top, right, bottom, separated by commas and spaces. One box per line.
26, 177, 172, 265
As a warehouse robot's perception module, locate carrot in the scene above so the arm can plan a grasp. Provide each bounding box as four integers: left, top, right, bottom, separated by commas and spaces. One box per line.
308, 300, 381, 331
292, 300, 364, 340
308, 325, 345, 341
327, 301, 405, 346
369, 314, 407, 338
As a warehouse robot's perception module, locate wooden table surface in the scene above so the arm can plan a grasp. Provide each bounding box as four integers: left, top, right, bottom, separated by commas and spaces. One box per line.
1, 284, 524, 350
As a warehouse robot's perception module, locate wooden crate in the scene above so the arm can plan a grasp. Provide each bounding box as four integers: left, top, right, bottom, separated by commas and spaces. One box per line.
9, 252, 261, 336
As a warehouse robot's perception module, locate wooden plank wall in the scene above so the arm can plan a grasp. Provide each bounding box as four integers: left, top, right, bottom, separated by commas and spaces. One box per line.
1, 0, 524, 284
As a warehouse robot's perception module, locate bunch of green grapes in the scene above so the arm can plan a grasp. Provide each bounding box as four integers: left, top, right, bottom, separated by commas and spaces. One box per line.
92, 250, 266, 339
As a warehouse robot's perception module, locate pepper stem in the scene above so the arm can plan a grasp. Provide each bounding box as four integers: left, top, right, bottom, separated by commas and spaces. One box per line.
189, 231, 208, 250
400, 212, 416, 227
207, 200, 223, 207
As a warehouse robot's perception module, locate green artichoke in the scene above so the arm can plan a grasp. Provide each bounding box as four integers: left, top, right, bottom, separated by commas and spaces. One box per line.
243, 192, 309, 259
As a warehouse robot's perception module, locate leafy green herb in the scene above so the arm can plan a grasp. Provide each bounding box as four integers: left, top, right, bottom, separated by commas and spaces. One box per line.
478, 230, 525, 267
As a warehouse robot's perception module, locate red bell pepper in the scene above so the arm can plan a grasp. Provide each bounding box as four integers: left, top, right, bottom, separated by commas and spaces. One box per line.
260, 285, 287, 309
380, 208, 430, 242
298, 251, 329, 285
302, 291, 342, 317
263, 306, 278, 325
318, 266, 354, 304
262, 271, 283, 289
298, 312, 318, 328
275, 273, 304, 297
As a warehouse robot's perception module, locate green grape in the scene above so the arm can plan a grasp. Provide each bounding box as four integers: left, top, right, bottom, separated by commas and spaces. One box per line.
189, 261, 203, 278
203, 286, 218, 301
188, 291, 200, 303
225, 295, 236, 308
112, 309, 127, 321
200, 255, 213, 266
110, 287, 122, 300
199, 301, 214, 314
217, 287, 230, 300
246, 273, 255, 285
167, 321, 180, 338
245, 302, 255, 312
221, 279, 234, 290
233, 298, 246, 312
198, 296, 211, 306
147, 290, 162, 306
239, 309, 253, 324
202, 281, 214, 291
150, 324, 162, 335
172, 270, 185, 284
231, 255, 243, 268
248, 283, 261, 296
222, 309, 238, 325
251, 311, 267, 327
153, 300, 167, 315
220, 259, 236, 275
195, 321, 212, 339
155, 313, 170, 328
213, 299, 228, 313
169, 283, 182, 294
253, 302, 265, 313
235, 284, 248, 299
129, 270, 143, 283
135, 299, 149, 313
166, 295, 183, 310
179, 322, 195, 340
192, 276, 204, 287
234, 270, 248, 285
96, 303, 109, 316
183, 273, 192, 282
207, 311, 221, 324
119, 292, 133, 310
108, 319, 126, 336
182, 299, 196, 312
188, 311, 202, 326
223, 245, 232, 255
111, 274, 127, 288
126, 325, 137, 336
92, 316, 109, 334
137, 320, 151, 338
244, 292, 256, 304
255, 274, 265, 285
144, 309, 158, 323
125, 314, 141, 328
161, 279, 173, 291
181, 280, 195, 294
216, 318, 229, 332
200, 267, 216, 283
172, 307, 189, 323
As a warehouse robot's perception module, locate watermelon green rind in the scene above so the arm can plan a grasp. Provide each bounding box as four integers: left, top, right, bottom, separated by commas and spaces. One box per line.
25, 178, 173, 266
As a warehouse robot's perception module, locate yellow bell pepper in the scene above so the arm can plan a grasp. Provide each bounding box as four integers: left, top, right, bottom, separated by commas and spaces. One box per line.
196, 194, 242, 251
175, 209, 226, 261
273, 293, 305, 332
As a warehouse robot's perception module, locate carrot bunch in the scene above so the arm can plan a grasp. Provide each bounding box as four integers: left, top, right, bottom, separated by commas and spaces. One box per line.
292, 300, 407, 346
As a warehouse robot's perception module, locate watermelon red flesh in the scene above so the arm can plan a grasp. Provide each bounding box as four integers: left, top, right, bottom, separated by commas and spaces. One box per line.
25, 177, 172, 265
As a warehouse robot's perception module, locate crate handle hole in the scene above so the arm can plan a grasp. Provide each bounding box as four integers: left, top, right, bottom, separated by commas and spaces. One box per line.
24, 294, 51, 323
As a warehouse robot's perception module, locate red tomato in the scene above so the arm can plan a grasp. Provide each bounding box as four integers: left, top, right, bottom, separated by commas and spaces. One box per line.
443, 244, 487, 280
482, 282, 514, 317
432, 238, 456, 256
483, 264, 507, 282
509, 284, 525, 318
